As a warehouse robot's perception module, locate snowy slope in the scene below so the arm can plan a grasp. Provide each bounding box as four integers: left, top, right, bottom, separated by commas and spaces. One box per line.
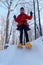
0, 36, 43, 65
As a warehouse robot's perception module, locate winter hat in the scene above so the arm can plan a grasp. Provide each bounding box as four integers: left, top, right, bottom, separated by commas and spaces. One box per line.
20, 7, 24, 11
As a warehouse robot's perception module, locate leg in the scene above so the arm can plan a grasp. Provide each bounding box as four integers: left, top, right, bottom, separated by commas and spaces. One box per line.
17, 29, 23, 48
24, 28, 29, 42
24, 30, 32, 48
23, 26, 32, 48
25, 30, 29, 42
20, 28, 23, 44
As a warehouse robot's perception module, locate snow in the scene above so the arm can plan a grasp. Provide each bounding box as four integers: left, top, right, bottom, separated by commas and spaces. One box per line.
0, 36, 43, 65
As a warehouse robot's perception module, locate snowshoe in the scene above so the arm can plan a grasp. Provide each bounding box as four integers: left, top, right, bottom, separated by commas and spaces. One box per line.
25, 42, 32, 48
17, 44, 23, 48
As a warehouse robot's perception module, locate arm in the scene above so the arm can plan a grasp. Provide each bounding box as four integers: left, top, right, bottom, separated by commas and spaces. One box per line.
26, 11, 33, 20
13, 15, 20, 23
26, 15, 32, 20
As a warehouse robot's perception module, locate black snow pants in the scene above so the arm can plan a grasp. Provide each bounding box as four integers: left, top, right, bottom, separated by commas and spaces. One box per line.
17, 25, 30, 45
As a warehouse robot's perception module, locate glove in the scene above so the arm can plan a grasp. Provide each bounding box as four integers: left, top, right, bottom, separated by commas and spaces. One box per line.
30, 11, 33, 16
13, 15, 16, 19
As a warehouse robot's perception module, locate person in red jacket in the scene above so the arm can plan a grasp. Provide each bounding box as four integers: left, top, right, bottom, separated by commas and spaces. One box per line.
14, 7, 33, 48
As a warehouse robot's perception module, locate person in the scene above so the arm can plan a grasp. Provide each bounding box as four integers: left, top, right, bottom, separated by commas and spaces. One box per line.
13, 7, 33, 48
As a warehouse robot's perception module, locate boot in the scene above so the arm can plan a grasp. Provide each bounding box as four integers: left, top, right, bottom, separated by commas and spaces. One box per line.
25, 42, 32, 48
17, 44, 23, 48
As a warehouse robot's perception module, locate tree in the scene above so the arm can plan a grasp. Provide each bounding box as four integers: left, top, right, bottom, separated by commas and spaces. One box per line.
0, 0, 43, 45
5, 0, 13, 44
0, 0, 13, 44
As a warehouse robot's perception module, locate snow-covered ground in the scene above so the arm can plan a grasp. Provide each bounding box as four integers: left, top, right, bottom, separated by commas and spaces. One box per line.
0, 36, 43, 65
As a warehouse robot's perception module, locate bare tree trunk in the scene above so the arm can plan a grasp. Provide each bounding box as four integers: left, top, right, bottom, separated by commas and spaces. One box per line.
5, 0, 13, 44
37, 0, 42, 36
33, 0, 37, 40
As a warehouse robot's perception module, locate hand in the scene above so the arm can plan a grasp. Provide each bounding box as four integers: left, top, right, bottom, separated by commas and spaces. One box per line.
30, 11, 33, 16
13, 15, 16, 19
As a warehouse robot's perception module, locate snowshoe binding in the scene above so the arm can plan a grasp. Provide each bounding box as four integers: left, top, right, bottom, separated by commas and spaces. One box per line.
17, 44, 23, 48
25, 42, 32, 49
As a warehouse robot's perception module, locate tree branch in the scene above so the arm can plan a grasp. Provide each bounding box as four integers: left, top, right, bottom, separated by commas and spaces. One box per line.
0, 0, 8, 8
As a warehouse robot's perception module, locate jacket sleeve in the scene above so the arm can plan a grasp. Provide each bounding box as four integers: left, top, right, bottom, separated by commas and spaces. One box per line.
26, 14, 32, 20
14, 15, 20, 23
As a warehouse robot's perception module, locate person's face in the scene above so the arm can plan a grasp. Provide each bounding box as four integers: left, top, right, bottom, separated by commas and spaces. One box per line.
20, 9, 25, 13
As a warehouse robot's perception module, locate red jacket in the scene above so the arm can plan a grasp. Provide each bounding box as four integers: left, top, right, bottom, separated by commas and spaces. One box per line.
14, 12, 32, 26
